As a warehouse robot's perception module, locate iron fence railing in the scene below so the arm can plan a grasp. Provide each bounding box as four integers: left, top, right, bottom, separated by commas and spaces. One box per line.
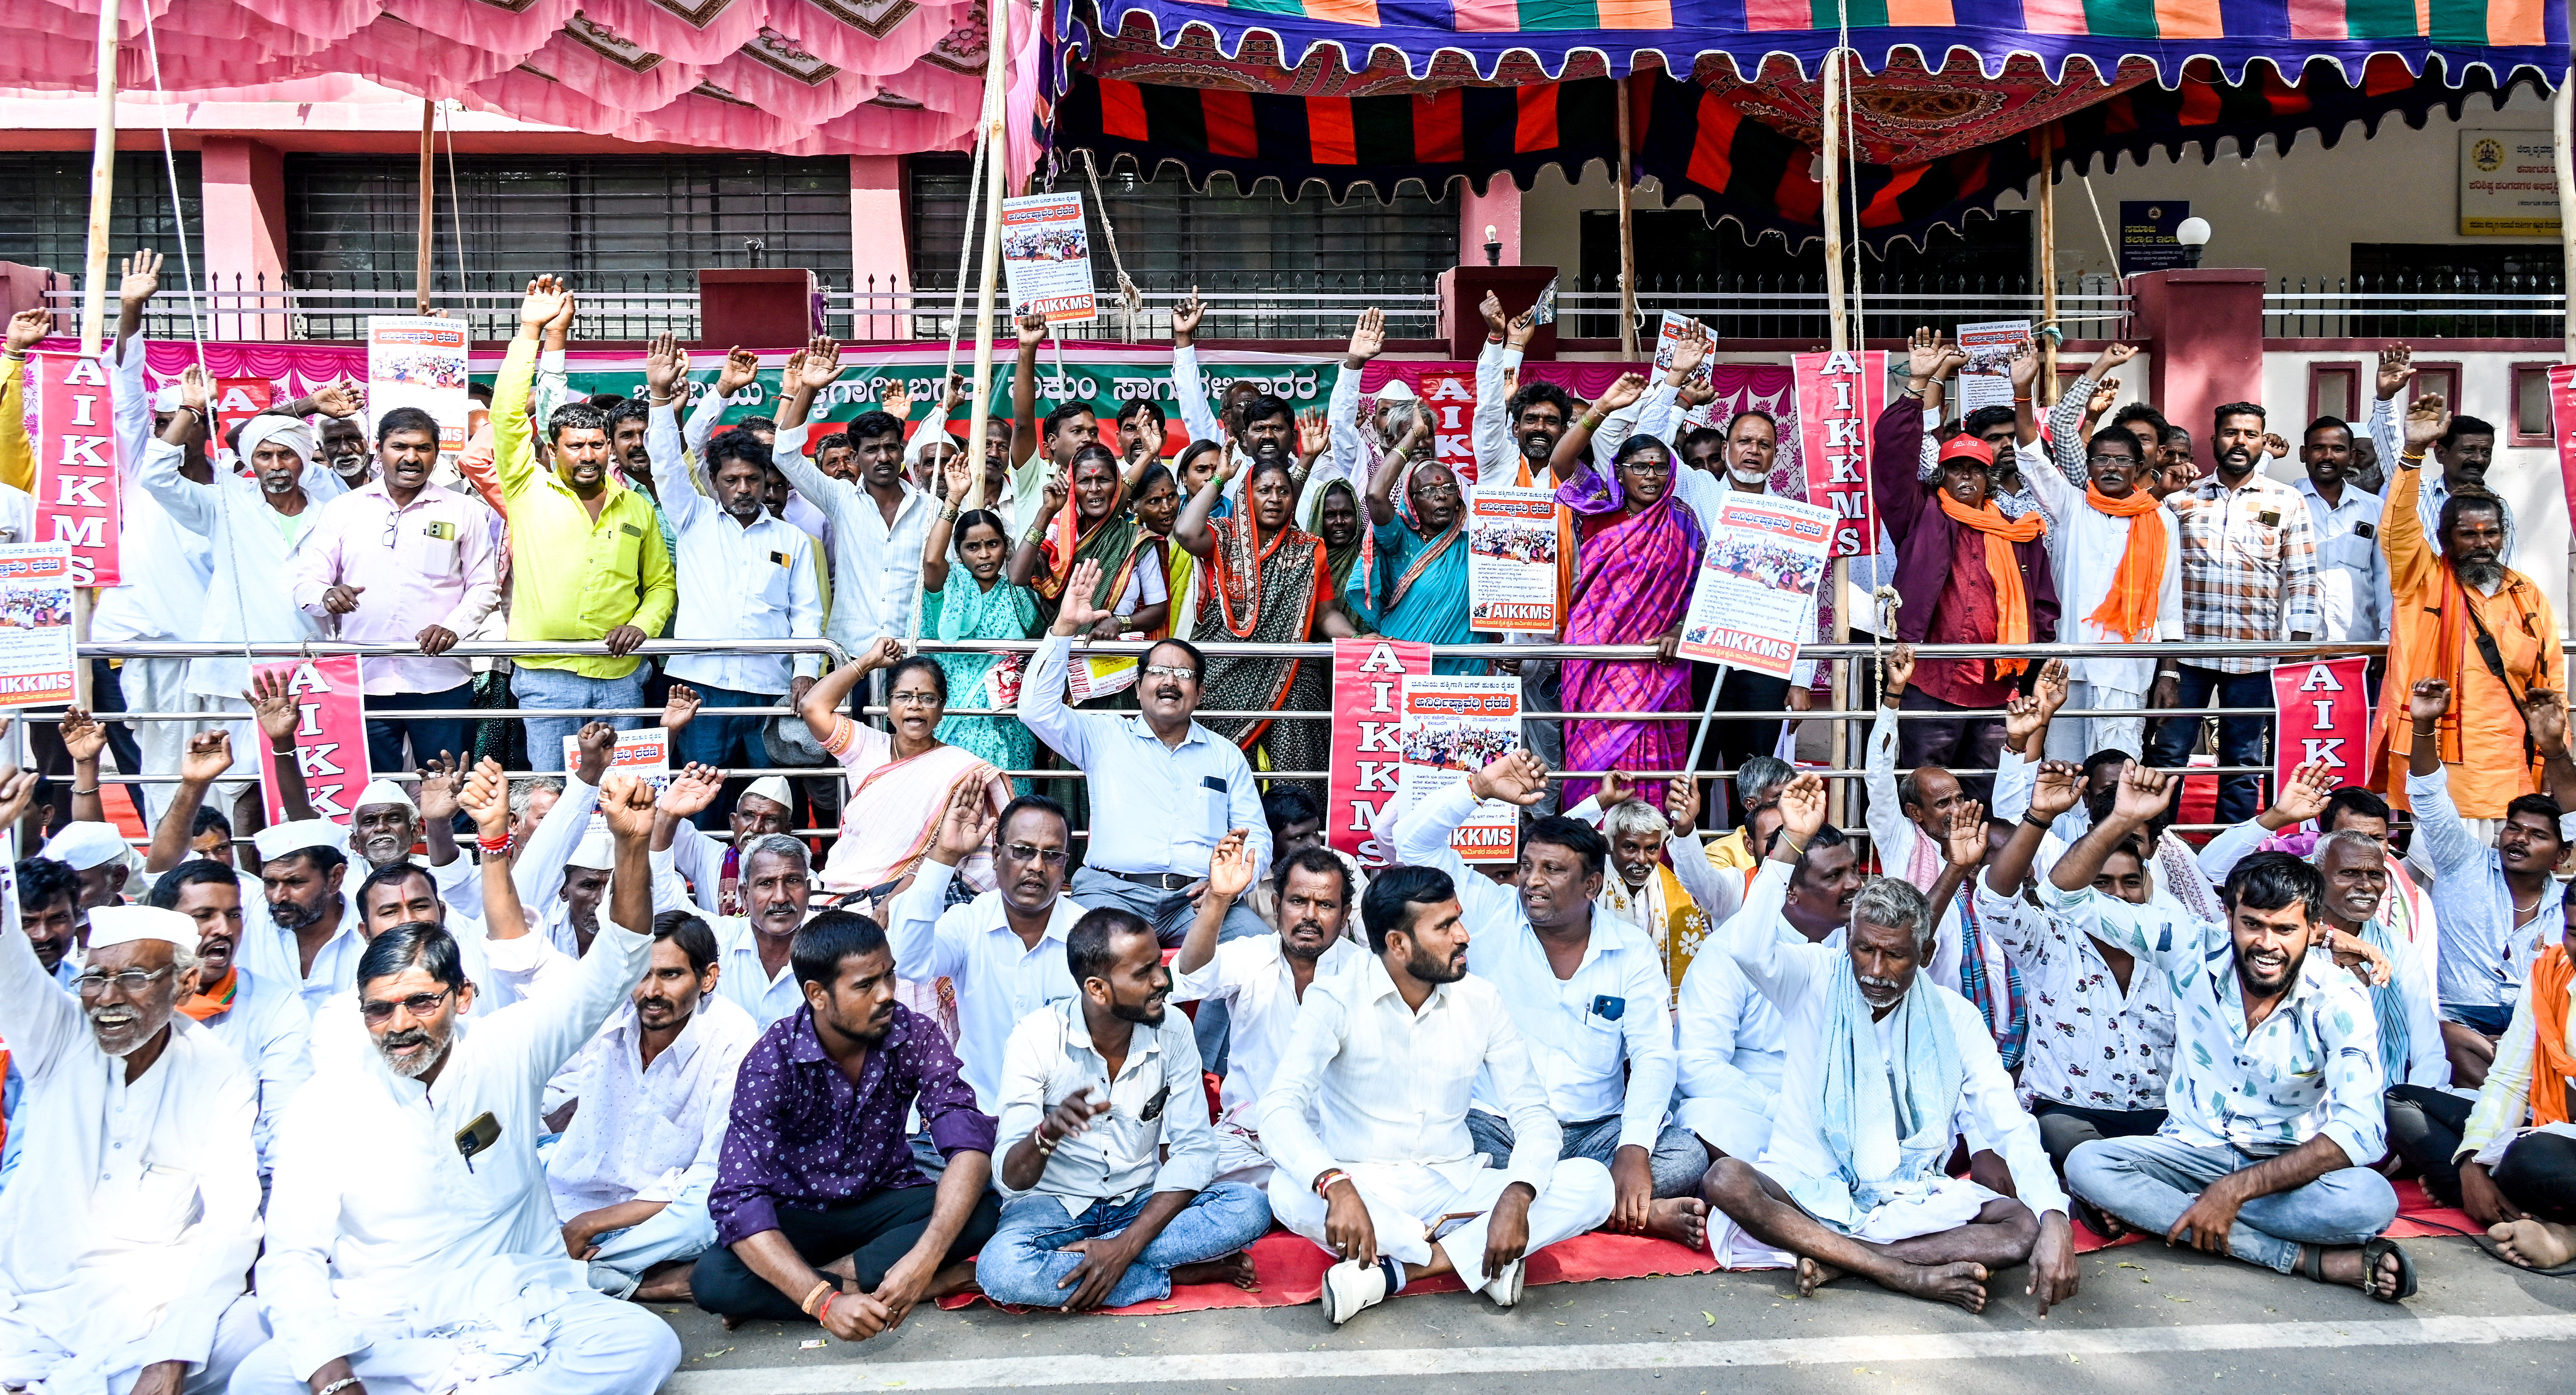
1560, 273, 2132, 343
2264, 272, 2569, 339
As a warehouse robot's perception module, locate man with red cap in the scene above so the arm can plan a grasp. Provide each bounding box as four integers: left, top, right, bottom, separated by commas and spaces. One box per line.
1874, 342, 2059, 781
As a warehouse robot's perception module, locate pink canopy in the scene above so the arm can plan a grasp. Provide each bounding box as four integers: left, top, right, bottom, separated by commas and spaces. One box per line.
0, 0, 1032, 161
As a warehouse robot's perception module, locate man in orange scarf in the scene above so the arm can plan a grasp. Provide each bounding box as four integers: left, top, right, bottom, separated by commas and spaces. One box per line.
2454, 900, 2576, 1269
148, 860, 311, 1181
2373, 394, 2565, 820
1871, 385, 2061, 786
2021, 425, 2181, 760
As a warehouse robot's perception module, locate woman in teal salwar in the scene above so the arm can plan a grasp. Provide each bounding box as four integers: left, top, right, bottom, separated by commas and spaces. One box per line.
1362, 414, 1486, 674
918, 452, 1038, 793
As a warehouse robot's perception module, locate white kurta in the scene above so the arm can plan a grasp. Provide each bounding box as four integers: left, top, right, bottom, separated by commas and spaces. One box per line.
0, 919, 262, 1395
253, 912, 655, 1385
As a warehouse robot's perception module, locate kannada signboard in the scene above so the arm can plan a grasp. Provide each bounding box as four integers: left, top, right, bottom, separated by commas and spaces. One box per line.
2461, 130, 2561, 236
2117, 201, 2193, 276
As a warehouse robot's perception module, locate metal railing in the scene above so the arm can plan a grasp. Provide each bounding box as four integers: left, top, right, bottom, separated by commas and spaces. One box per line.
22, 636, 2444, 849
2263, 272, 2569, 339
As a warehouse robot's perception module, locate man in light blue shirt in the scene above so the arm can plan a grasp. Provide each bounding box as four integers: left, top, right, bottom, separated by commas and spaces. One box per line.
2048, 763, 2414, 1302
1022, 561, 1270, 1068
1394, 750, 1704, 1250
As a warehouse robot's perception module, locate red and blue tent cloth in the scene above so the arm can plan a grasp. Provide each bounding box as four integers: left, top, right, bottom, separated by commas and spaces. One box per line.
1037, 0, 2565, 248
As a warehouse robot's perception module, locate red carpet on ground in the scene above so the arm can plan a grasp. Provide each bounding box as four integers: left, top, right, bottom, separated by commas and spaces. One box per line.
2070, 1178, 2481, 1253
938, 1227, 1717, 1316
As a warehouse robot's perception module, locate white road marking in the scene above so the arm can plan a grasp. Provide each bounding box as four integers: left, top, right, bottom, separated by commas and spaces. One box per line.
664, 1313, 2576, 1393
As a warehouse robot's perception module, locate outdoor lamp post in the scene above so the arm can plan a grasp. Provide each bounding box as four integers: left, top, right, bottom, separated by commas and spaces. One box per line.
2176, 216, 2211, 268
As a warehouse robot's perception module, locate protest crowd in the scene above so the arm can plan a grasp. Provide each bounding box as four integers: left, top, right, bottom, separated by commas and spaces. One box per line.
9, 255, 2576, 1395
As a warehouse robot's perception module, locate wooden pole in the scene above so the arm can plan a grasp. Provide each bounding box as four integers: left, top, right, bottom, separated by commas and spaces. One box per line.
415, 99, 435, 314
1616, 75, 1639, 357
2556, 72, 2575, 360
2038, 122, 2059, 403
960, 0, 1013, 512
1820, 50, 1849, 352
78, 0, 122, 356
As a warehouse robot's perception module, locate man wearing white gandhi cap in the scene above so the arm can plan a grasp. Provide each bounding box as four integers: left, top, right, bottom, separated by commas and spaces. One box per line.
0, 892, 267, 1395
341, 775, 481, 920
235, 817, 365, 1013
136, 370, 350, 705
652, 771, 799, 919
38, 819, 137, 911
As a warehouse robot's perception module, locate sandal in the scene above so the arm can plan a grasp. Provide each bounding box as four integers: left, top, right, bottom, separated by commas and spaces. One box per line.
2074, 1197, 2130, 1243
2302, 1240, 2416, 1303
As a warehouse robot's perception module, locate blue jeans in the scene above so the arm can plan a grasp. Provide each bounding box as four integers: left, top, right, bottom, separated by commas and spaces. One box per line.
2144, 664, 2274, 826
976, 1182, 1273, 1309
364, 681, 477, 777
513, 665, 647, 774
1067, 866, 1268, 1076
1466, 1108, 1710, 1199
2065, 1134, 2397, 1274
670, 682, 778, 826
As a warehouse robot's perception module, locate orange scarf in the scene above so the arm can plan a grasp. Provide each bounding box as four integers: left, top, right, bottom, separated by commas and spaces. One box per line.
2532, 945, 2576, 1128
1934, 492, 2047, 677
2083, 483, 2167, 643
177, 967, 237, 1023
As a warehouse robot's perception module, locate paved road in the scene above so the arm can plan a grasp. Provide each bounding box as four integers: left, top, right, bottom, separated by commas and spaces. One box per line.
653, 1234, 2576, 1394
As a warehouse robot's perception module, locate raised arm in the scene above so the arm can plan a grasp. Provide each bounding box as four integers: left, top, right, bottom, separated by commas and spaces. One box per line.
642, 334, 711, 531
1170, 457, 1236, 561
1364, 412, 1427, 529
1548, 373, 1642, 485
246, 668, 318, 824
1006, 463, 1068, 585
145, 732, 234, 873
1009, 312, 1046, 468
797, 634, 901, 747
1394, 750, 1547, 936
458, 757, 534, 944
2380, 395, 2443, 596
688, 346, 759, 461
776, 335, 842, 434
492, 277, 568, 499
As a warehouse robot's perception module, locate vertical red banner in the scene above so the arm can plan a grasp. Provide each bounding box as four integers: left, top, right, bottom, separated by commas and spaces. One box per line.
254, 656, 373, 826
1414, 371, 1478, 486
32, 353, 122, 587
1325, 637, 1429, 869
2270, 656, 2372, 796
211, 376, 276, 449
1791, 350, 1886, 559
2548, 364, 2576, 538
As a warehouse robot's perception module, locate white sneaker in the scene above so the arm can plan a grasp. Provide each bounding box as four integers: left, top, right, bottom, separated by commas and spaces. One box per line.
1323, 1259, 1389, 1325
1481, 1258, 1525, 1310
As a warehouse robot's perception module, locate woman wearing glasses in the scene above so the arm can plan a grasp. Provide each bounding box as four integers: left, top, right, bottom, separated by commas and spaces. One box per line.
1546, 375, 1705, 812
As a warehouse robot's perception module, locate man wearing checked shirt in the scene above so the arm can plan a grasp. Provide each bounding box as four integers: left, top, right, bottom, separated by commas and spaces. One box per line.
2050, 762, 2415, 1303
492, 276, 677, 772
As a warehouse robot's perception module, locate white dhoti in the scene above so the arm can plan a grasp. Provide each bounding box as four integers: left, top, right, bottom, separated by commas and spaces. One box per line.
1212, 1122, 1275, 1188
1268, 1156, 1614, 1291
232, 1255, 678, 1395
1708, 1167, 2001, 1271
119, 659, 251, 824
0, 1291, 267, 1395
2044, 681, 2146, 762
1676, 1097, 1775, 1163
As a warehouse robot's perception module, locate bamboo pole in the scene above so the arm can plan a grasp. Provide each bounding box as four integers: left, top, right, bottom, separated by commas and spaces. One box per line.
2556, 72, 2574, 360
1616, 75, 1638, 357
78, 0, 122, 356
1820, 51, 1849, 352
415, 99, 436, 314
960, 0, 1013, 512
2038, 122, 2058, 403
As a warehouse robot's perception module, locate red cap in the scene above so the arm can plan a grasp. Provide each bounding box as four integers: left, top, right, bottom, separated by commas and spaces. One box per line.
1938, 434, 1995, 466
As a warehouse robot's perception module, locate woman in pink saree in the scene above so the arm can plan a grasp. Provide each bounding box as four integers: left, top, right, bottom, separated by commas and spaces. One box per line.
1551, 409, 1704, 812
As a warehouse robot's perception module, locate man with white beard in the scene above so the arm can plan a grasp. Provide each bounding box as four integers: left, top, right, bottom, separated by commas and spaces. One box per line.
231, 774, 679, 1395
0, 797, 266, 1395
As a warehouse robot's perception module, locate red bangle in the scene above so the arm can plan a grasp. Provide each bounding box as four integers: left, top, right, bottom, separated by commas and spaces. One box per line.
477, 832, 514, 857
817, 1289, 837, 1324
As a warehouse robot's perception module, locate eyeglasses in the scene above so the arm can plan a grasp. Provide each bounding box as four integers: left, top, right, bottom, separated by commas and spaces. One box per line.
359, 987, 454, 1024
1142, 664, 1196, 681
72, 966, 173, 998
1412, 480, 1461, 499
2085, 454, 2141, 467
888, 689, 942, 707
1001, 842, 1072, 866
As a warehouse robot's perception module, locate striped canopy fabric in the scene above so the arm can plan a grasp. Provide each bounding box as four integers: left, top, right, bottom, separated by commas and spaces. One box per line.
1070, 0, 2564, 85
1050, 56, 2542, 249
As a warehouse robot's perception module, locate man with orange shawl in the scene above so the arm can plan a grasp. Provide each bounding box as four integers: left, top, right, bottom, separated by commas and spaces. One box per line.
2372, 394, 2564, 821
2455, 880, 2576, 1271
1870, 377, 2059, 785
2018, 415, 2180, 760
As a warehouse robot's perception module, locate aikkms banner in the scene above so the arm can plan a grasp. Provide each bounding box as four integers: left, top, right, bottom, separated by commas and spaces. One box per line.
31, 353, 123, 586
256, 656, 373, 825
1791, 350, 1886, 559
1324, 637, 1429, 869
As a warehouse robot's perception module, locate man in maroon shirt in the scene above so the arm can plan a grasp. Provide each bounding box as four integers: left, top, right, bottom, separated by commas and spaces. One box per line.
1870, 388, 2061, 786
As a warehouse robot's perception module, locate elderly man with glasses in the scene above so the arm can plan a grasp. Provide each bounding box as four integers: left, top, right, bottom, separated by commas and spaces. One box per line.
0, 819, 267, 1395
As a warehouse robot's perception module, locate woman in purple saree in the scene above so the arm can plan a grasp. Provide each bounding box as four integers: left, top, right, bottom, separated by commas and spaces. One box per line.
1553, 421, 1704, 811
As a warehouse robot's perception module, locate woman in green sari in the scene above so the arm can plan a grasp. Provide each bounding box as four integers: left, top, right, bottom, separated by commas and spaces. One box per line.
920, 451, 1040, 793
1172, 455, 1359, 787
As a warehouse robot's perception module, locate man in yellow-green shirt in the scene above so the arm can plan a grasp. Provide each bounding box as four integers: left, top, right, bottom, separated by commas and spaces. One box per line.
494, 275, 676, 772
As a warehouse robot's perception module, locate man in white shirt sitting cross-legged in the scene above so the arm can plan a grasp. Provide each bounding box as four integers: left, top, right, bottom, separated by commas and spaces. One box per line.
1260, 863, 1614, 1325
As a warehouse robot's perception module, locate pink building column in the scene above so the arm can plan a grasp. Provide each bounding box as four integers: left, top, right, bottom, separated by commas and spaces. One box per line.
2128, 268, 2266, 475
851, 155, 910, 340
199, 137, 289, 340
1458, 177, 1521, 267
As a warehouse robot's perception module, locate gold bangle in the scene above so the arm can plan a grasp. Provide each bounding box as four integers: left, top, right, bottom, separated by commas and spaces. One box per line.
2400, 451, 2426, 463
